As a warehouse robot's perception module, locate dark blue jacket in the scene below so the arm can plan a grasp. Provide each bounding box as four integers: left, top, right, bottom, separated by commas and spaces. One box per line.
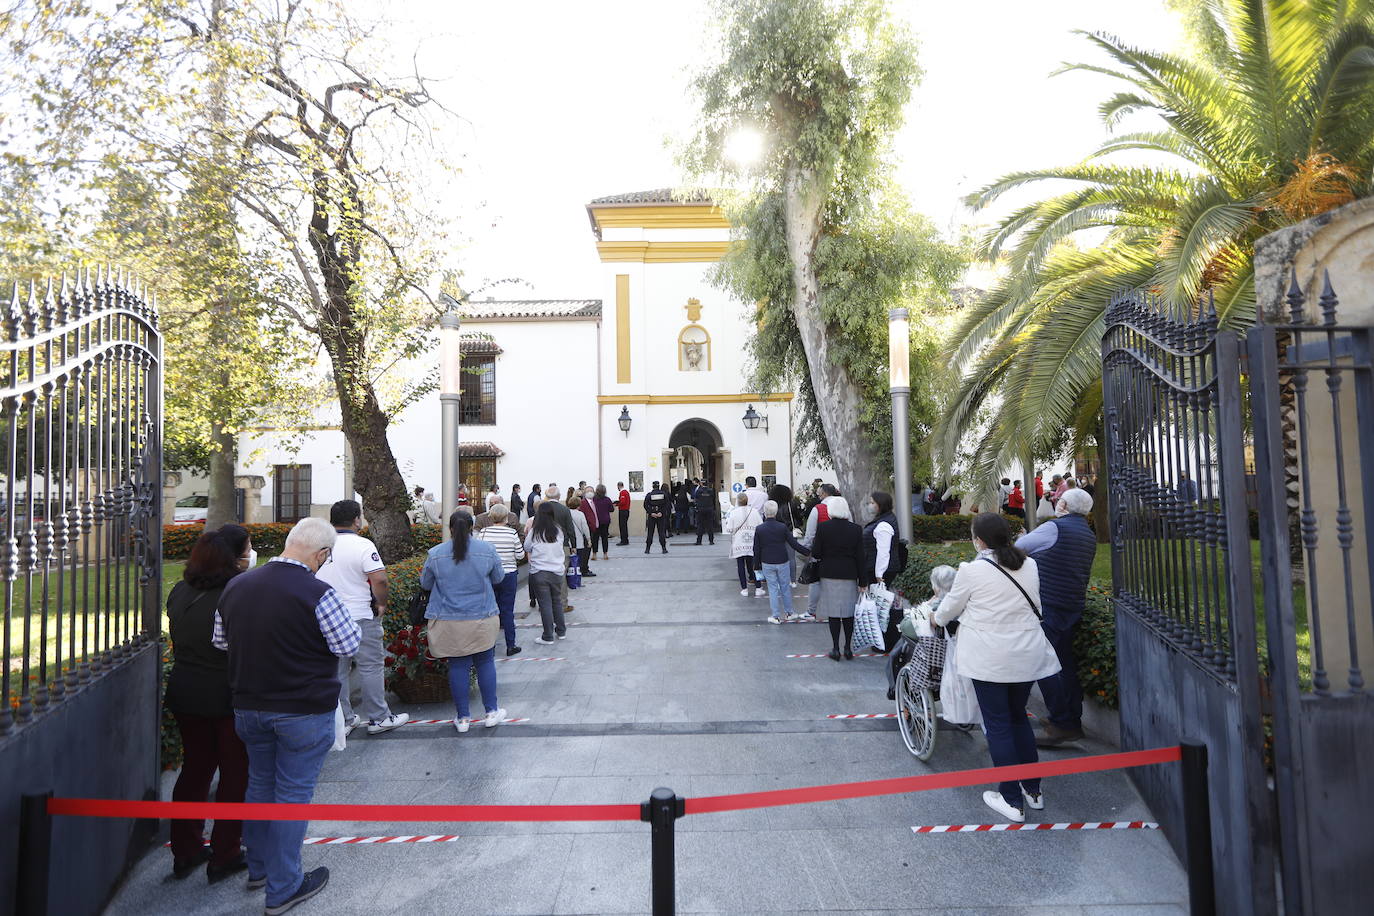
1026, 514, 1097, 626
752, 519, 810, 567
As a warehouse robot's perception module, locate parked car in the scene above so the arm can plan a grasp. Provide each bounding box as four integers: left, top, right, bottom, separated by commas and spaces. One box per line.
172, 494, 208, 525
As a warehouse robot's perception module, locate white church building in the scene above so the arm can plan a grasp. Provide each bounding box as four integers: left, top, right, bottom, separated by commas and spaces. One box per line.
235, 189, 829, 531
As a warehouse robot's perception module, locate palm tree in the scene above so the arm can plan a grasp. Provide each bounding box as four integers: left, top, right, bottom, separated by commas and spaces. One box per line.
938, 0, 1374, 500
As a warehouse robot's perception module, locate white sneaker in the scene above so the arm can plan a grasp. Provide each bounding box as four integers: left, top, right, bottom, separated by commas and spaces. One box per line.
797, 612, 816, 621
740, 588, 750, 596
343, 714, 360, 737
784, 613, 801, 622
454, 716, 471, 733
367, 712, 410, 735
982, 790, 1026, 823
484, 707, 506, 728
767, 616, 783, 625
1022, 788, 1045, 810
556, 633, 568, 640
535, 636, 555, 645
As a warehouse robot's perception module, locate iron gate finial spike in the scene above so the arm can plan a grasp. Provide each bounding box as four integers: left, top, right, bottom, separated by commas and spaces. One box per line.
1318, 270, 1338, 326
1286, 267, 1306, 323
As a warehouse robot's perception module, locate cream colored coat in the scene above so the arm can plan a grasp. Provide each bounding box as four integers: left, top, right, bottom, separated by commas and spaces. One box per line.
933, 552, 1061, 683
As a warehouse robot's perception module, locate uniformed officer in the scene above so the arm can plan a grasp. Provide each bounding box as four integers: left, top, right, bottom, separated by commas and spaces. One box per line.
643, 481, 670, 554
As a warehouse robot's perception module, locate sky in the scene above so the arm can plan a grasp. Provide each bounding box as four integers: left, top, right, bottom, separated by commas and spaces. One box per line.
391, 0, 1184, 299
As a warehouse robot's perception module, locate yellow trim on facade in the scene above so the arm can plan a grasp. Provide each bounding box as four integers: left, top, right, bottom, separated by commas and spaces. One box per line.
615, 274, 631, 384
598, 393, 793, 405
596, 240, 735, 263
589, 204, 730, 231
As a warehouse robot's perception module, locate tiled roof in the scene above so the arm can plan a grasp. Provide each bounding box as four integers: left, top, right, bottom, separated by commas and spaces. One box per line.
441, 293, 601, 320
588, 188, 717, 205
458, 441, 504, 458
460, 334, 502, 355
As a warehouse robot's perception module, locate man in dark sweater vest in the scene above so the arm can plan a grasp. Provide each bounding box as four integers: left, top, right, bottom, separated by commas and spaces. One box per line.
1015, 488, 1099, 747
212, 517, 361, 915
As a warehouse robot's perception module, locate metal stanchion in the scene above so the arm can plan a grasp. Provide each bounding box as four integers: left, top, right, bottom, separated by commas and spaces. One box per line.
18, 791, 53, 916
1180, 742, 1216, 916
641, 786, 684, 916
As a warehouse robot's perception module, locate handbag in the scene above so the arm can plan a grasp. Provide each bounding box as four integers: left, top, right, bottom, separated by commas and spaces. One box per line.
407, 587, 432, 627
797, 558, 821, 585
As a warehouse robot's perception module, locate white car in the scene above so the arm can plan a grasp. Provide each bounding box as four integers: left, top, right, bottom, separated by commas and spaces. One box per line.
172, 495, 209, 525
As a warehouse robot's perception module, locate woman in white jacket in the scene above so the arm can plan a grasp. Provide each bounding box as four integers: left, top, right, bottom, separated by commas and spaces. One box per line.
934, 513, 1061, 823
723, 492, 763, 597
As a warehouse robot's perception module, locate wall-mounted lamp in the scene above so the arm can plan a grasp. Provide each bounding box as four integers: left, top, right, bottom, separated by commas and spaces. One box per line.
618, 406, 633, 436
742, 404, 769, 434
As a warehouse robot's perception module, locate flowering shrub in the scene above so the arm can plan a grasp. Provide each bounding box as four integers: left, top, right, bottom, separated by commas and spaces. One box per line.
384, 624, 446, 684
909, 513, 1026, 543
1073, 582, 1118, 708
162, 522, 293, 560
160, 635, 183, 770
381, 554, 428, 643
891, 542, 975, 603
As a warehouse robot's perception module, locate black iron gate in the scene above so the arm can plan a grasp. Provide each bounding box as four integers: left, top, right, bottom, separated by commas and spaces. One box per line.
0, 270, 163, 915
1248, 272, 1374, 915
1101, 292, 1275, 914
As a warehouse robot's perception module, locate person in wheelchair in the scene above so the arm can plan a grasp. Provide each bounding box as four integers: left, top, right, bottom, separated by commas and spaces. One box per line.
887, 565, 957, 700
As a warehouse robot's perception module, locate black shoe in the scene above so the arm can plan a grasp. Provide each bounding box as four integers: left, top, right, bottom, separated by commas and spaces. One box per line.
886, 686, 896, 701
264, 867, 329, 915
844, 647, 854, 660
171, 847, 211, 880
695, 539, 702, 545
529, 599, 536, 608
206, 852, 249, 885
828, 649, 841, 661
661, 548, 668, 554
584, 571, 598, 577
645, 548, 650, 554
506, 645, 522, 656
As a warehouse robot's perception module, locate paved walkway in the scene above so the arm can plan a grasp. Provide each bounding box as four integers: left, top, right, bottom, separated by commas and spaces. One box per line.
107, 538, 1187, 914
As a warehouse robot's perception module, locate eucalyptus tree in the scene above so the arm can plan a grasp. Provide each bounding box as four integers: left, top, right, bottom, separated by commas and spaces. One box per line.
938, 0, 1374, 503
687, 0, 964, 500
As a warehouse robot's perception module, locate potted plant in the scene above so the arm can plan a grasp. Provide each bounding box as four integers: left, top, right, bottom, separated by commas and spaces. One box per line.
384, 625, 451, 704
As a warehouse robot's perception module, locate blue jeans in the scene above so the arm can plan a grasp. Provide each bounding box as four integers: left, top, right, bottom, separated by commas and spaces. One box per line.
493, 570, 518, 650
971, 679, 1040, 808
234, 709, 334, 907
761, 562, 792, 617
447, 646, 498, 719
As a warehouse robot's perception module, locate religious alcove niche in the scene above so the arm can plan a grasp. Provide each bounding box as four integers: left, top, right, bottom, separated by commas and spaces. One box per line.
678, 298, 711, 371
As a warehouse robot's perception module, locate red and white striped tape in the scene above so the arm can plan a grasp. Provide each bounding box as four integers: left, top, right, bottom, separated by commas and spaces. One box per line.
403, 718, 529, 726
303, 834, 462, 845
786, 653, 885, 659
497, 656, 565, 663
913, 821, 1159, 834
828, 713, 898, 719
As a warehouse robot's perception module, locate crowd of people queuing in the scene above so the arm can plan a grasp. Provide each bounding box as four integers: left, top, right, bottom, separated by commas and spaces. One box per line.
160, 466, 1099, 911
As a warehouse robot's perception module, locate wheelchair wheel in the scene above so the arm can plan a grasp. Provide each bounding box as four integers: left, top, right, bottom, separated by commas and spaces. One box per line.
895, 665, 937, 761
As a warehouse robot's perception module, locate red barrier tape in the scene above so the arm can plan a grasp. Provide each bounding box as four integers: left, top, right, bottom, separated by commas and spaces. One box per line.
684, 746, 1182, 815
48, 746, 1180, 824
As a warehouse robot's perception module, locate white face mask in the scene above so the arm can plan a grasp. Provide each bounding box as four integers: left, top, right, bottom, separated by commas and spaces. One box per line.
245, 548, 258, 568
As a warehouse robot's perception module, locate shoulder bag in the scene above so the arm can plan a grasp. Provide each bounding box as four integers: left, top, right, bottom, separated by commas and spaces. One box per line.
980, 557, 1042, 620
407, 587, 432, 628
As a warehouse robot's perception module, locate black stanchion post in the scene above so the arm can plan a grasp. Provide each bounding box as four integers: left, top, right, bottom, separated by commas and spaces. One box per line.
641, 786, 684, 916
1180, 742, 1216, 916
17, 791, 53, 916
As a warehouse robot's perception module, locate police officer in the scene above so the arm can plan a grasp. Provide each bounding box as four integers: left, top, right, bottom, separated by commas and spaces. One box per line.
644, 481, 670, 554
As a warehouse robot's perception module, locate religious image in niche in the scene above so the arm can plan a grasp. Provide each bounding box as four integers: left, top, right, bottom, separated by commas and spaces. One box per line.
679, 324, 709, 371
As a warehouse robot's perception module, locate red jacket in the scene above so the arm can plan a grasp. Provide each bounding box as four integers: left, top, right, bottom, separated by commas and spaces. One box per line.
617, 489, 631, 511
578, 499, 599, 534
1008, 486, 1025, 509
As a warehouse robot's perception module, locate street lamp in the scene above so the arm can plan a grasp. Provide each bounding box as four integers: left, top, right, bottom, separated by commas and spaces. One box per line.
618, 406, 632, 435
742, 404, 768, 434
440, 304, 462, 538
889, 308, 912, 541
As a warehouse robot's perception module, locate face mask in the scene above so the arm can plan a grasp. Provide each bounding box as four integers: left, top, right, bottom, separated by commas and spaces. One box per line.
245, 548, 258, 568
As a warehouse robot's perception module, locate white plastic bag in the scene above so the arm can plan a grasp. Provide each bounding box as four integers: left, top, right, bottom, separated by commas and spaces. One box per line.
1036, 497, 1056, 521
853, 592, 884, 651
332, 703, 347, 751
939, 634, 982, 727
870, 584, 896, 630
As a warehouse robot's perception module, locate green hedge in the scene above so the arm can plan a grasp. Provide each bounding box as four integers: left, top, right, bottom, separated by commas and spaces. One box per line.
163, 522, 293, 560
909, 513, 1026, 543
891, 540, 1120, 710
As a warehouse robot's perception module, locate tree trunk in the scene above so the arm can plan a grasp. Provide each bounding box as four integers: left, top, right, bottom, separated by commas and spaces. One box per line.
782, 165, 882, 506
204, 424, 238, 529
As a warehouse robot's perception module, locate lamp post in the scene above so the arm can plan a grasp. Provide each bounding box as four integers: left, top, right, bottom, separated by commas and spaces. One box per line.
888, 308, 912, 542
439, 305, 462, 539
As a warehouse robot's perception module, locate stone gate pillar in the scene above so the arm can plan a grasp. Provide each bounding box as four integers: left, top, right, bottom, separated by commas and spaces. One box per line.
235, 475, 267, 525
161, 471, 181, 526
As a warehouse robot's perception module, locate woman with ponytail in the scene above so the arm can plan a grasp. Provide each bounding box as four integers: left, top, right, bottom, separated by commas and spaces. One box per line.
934, 513, 1061, 824
421, 510, 510, 732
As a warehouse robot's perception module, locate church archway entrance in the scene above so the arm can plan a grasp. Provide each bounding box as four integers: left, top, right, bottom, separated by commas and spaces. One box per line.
666, 418, 725, 488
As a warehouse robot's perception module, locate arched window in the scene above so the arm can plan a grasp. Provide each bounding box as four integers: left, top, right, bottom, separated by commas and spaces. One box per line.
678, 324, 711, 371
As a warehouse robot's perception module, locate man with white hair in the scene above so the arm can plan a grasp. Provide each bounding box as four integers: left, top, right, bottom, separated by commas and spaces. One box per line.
212, 517, 360, 913
1016, 487, 1098, 746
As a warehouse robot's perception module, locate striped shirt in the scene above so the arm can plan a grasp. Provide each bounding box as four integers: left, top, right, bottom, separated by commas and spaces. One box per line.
211, 557, 361, 657
476, 524, 526, 573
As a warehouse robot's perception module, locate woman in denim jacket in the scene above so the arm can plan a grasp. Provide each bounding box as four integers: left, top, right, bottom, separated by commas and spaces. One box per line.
421, 511, 509, 732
